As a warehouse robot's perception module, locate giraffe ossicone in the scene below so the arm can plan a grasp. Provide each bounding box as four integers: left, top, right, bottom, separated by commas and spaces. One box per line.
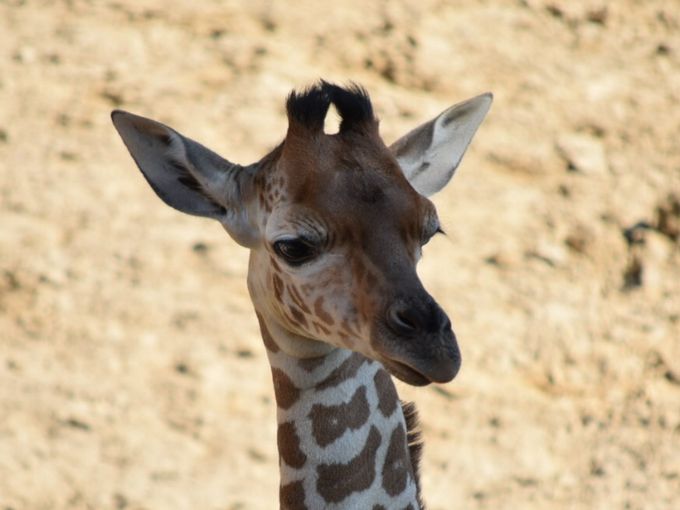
112, 81, 491, 509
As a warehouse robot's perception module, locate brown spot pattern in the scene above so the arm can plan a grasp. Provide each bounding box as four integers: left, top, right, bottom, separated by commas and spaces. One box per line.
312, 321, 331, 335
373, 369, 398, 417
288, 284, 311, 313
297, 356, 326, 372
280, 480, 307, 510
382, 423, 411, 497
273, 273, 284, 301
317, 353, 366, 390
309, 386, 370, 447
278, 421, 307, 469
316, 426, 381, 503
271, 368, 300, 410
289, 305, 308, 328
340, 317, 359, 337
256, 313, 279, 353
313, 296, 334, 325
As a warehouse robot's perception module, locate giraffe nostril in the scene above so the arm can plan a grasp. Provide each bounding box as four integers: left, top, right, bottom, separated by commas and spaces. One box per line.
387, 305, 419, 334
387, 297, 451, 336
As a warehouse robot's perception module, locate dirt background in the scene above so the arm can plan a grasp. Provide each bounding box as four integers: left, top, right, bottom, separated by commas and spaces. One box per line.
1, 0, 679, 509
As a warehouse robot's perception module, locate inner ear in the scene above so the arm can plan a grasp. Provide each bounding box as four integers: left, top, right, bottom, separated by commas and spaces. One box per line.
390, 93, 493, 197
111, 110, 261, 248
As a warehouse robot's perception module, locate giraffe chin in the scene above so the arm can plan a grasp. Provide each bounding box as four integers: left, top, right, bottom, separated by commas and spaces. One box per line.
380, 358, 432, 387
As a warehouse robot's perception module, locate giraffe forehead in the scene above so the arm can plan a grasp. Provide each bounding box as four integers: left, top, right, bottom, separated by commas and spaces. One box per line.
270, 128, 436, 234
276, 169, 430, 237
280, 130, 410, 194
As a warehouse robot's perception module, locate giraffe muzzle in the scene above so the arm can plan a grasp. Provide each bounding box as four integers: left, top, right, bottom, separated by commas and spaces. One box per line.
375, 296, 461, 386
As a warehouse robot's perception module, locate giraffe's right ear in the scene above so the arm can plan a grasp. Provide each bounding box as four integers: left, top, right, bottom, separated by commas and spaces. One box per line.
111, 110, 258, 247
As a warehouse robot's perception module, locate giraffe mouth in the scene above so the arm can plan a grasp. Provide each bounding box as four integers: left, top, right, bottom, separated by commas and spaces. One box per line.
376, 330, 461, 386
380, 358, 431, 386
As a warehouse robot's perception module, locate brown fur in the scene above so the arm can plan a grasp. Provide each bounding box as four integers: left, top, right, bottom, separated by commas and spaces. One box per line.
401, 401, 425, 509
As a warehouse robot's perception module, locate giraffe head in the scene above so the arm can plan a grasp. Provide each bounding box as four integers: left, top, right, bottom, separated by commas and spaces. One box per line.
112, 82, 491, 386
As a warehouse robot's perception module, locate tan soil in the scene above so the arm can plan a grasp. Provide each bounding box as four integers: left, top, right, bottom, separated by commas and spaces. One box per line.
1, 1, 679, 509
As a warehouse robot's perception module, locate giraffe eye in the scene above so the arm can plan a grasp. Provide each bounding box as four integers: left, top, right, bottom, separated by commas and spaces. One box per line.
273, 238, 317, 266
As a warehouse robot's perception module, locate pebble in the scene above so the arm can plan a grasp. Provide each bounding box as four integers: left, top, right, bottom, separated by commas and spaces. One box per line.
556, 134, 608, 175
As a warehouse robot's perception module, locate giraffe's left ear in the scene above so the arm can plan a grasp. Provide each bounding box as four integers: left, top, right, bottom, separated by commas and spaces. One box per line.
390, 93, 492, 197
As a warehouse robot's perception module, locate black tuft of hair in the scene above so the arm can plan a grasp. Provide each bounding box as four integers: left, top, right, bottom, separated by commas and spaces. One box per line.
401, 400, 425, 509
286, 81, 375, 134
286, 83, 332, 132
322, 80, 374, 133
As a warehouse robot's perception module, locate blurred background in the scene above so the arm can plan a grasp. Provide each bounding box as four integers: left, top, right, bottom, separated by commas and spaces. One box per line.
1, 0, 679, 508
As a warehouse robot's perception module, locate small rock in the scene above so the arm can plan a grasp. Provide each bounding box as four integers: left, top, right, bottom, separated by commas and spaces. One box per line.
113, 493, 128, 509
586, 7, 608, 25
527, 241, 568, 266
484, 252, 512, 267
192, 241, 209, 253
590, 459, 606, 476
174, 362, 191, 375
546, 4, 565, 19
100, 88, 124, 106
60, 151, 77, 161
656, 43, 671, 56
664, 370, 680, 386
655, 194, 680, 241
565, 224, 594, 254
623, 222, 653, 246
13, 46, 37, 64
556, 134, 608, 175
64, 418, 91, 431
622, 255, 643, 290
638, 230, 674, 293
645, 229, 674, 262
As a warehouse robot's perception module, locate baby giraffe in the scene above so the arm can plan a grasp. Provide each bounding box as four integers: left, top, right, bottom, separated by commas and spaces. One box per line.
112, 81, 491, 509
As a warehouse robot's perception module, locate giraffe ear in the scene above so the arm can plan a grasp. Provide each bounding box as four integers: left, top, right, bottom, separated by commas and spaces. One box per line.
390, 93, 492, 197
111, 110, 258, 247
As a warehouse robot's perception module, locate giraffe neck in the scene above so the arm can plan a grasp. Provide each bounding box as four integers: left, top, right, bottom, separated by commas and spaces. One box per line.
255, 314, 423, 509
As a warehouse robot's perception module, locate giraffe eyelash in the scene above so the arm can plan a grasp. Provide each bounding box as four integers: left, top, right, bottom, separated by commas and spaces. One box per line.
421, 226, 443, 247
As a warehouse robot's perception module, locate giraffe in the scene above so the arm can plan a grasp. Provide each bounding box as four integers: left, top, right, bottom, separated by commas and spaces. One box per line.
111, 81, 491, 509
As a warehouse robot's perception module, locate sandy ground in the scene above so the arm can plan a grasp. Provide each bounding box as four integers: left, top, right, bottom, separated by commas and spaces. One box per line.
1, 0, 679, 509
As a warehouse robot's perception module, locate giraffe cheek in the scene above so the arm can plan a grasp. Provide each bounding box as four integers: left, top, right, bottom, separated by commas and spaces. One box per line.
313, 296, 335, 327
273, 272, 284, 302
288, 304, 306, 325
